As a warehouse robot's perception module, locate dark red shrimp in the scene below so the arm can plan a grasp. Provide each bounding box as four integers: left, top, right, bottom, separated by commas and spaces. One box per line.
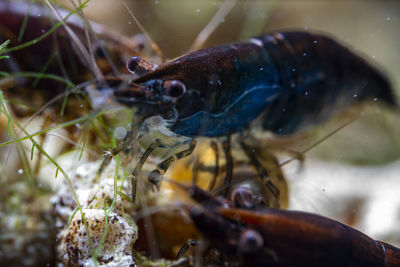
0, 0, 144, 99
114, 30, 398, 209
182, 184, 400, 267
115, 31, 396, 137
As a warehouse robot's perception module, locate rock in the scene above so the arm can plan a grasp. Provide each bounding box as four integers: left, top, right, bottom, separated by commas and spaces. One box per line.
61, 209, 137, 267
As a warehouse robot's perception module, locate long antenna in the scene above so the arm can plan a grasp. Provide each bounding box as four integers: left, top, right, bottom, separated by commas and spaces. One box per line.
280, 118, 357, 167
68, 0, 120, 77
190, 0, 238, 51
119, 0, 164, 62
211, 118, 358, 195
44, 0, 105, 82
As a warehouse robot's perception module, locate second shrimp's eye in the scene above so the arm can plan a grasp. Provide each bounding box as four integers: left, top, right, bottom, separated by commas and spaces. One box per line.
239, 229, 263, 253
163, 80, 186, 98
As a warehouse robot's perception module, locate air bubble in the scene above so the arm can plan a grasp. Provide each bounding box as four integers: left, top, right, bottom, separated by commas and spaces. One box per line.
196, 9, 200, 13
17, 169, 23, 174
374, 97, 379, 102
303, 52, 307, 56
386, 17, 391, 21
114, 127, 127, 140
353, 93, 358, 98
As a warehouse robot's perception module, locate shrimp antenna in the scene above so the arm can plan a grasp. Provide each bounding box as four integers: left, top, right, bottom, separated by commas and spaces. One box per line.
119, 0, 164, 61
280, 118, 357, 167
190, 0, 238, 51
44, 0, 105, 83
162, 176, 191, 191
212, 118, 357, 195
67, 0, 120, 77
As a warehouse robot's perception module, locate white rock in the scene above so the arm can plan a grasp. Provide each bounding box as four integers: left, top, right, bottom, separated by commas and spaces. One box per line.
62, 209, 137, 266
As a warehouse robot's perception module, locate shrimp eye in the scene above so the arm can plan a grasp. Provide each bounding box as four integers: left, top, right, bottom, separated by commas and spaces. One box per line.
239, 229, 263, 253
231, 187, 258, 209
163, 80, 186, 98
126, 56, 153, 76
